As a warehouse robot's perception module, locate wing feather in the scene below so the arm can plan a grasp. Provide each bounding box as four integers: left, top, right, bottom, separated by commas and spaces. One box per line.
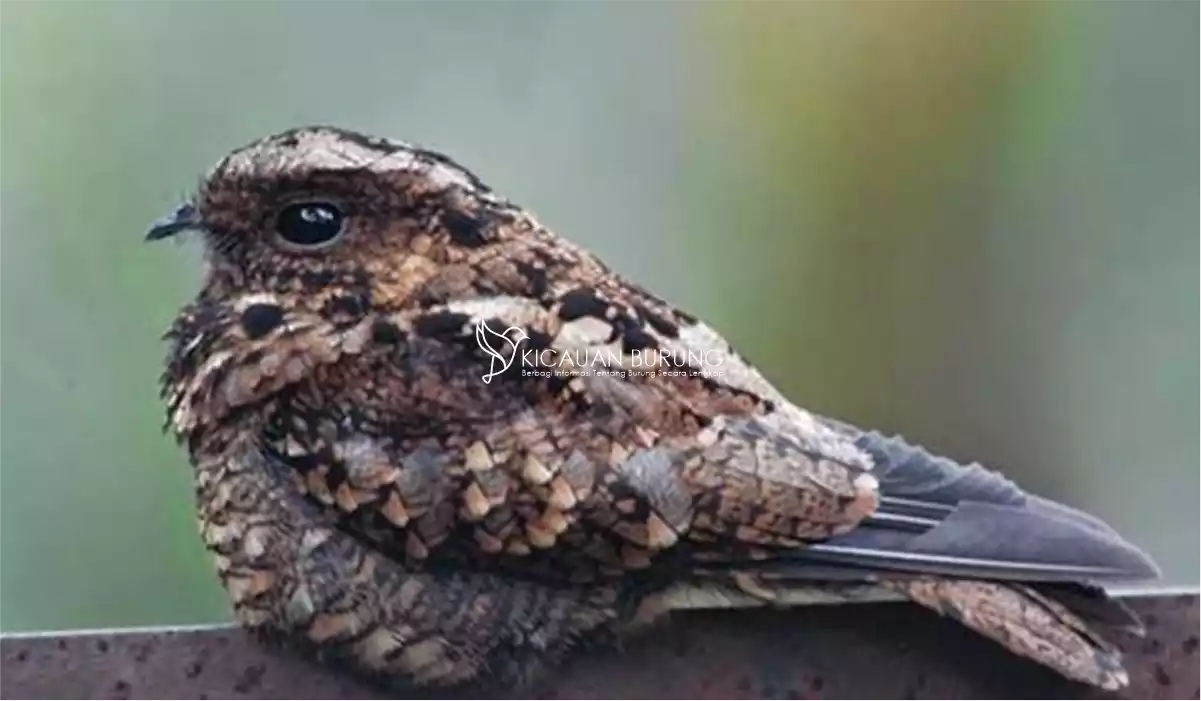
768, 422, 1162, 582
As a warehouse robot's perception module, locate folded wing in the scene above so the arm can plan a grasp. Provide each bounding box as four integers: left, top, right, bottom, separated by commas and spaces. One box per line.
765, 417, 1162, 583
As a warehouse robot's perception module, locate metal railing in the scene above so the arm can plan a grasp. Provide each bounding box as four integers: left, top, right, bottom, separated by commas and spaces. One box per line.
2, 593, 1196, 699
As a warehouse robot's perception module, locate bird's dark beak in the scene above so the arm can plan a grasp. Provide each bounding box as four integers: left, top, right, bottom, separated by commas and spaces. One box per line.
145, 200, 200, 241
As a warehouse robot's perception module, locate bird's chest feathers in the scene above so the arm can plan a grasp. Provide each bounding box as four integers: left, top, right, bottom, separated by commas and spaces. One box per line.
162, 292, 382, 442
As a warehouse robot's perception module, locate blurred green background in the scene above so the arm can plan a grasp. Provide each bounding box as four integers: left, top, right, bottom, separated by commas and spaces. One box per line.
1, 1, 1196, 633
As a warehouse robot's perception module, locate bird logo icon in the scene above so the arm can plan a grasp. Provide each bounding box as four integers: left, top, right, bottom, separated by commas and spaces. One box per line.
474, 319, 528, 384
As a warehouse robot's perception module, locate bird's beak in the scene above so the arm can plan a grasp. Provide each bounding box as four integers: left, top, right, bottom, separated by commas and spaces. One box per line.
145, 200, 200, 242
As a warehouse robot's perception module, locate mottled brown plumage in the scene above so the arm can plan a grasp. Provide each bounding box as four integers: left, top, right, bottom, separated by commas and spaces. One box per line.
148, 126, 1160, 694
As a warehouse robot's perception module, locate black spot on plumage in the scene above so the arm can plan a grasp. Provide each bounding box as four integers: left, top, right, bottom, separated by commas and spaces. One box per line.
243, 347, 266, 367
325, 460, 349, 490
625, 281, 696, 325
635, 303, 679, 338
589, 401, 615, 421
558, 288, 609, 321
185, 426, 207, 455
442, 208, 490, 248
300, 270, 337, 290
620, 325, 657, 354
240, 303, 284, 340
515, 260, 550, 299
323, 294, 369, 322
524, 329, 554, 351
371, 319, 406, 345
414, 311, 472, 339
271, 267, 296, 292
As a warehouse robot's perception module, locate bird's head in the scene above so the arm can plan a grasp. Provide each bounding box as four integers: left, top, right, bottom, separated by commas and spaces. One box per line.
147, 125, 524, 319
146, 125, 540, 441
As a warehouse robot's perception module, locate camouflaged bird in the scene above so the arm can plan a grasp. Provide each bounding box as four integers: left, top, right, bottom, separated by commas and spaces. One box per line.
148, 125, 1161, 694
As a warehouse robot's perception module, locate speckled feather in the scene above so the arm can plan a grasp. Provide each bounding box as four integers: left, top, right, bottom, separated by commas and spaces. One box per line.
152, 126, 1159, 694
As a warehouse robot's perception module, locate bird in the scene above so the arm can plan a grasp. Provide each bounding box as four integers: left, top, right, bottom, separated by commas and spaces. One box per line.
146, 125, 1161, 695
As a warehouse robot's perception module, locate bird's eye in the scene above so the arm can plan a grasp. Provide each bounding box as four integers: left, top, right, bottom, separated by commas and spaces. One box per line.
276, 202, 345, 248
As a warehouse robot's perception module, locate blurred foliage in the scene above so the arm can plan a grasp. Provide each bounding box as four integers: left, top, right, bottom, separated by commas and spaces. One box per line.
685, 2, 1045, 422
1, 1, 1195, 633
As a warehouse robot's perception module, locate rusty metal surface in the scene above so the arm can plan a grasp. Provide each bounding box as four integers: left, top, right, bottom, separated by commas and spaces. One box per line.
2, 594, 1196, 700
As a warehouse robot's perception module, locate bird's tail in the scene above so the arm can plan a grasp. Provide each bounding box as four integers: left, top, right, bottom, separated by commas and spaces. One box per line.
883, 576, 1131, 690
654, 573, 1133, 690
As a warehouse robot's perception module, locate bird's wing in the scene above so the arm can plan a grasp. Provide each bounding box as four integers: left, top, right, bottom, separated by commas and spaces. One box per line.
757, 415, 1160, 583
360, 275, 883, 552
258, 322, 882, 579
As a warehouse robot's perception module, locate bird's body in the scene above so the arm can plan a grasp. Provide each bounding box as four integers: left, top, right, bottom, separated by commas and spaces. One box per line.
150, 126, 1160, 694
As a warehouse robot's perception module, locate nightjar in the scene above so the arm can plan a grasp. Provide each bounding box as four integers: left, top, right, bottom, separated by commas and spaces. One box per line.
147, 126, 1161, 693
